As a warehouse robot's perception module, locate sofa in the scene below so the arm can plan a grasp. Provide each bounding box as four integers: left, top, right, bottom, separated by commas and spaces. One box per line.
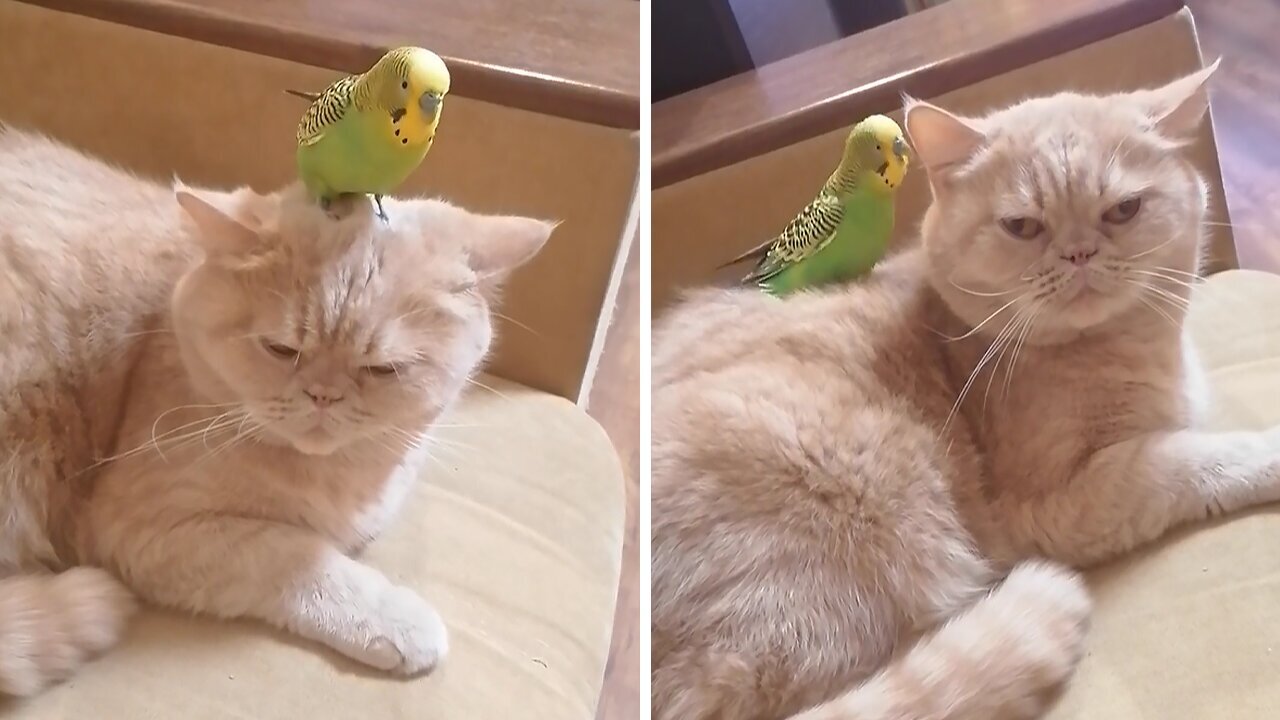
653, 0, 1280, 716
0, 0, 637, 717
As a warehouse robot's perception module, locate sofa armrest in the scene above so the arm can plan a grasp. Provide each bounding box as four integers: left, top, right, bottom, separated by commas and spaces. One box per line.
15, 0, 640, 129
654, 0, 1181, 188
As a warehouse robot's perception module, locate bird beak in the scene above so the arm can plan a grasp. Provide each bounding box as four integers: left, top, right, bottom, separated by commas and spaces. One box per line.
892, 136, 908, 161
419, 92, 442, 117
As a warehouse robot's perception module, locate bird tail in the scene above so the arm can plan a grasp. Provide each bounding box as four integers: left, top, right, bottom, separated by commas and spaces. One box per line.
283, 89, 321, 102
716, 241, 770, 271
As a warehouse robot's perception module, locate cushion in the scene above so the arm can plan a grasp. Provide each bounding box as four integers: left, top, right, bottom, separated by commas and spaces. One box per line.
1, 376, 625, 719
1051, 270, 1280, 718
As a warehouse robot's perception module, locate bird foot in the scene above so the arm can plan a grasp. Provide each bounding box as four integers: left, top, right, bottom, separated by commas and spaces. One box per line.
373, 194, 389, 223
319, 194, 362, 221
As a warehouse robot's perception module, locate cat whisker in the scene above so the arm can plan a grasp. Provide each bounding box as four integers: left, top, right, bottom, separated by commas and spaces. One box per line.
1144, 265, 1203, 280
1125, 235, 1178, 261
149, 402, 242, 459
981, 301, 1038, 415
1125, 274, 1199, 299
464, 376, 511, 401
489, 310, 540, 336
940, 293, 1029, 342
1121, 279, 1188, 327
1202, 219, 1270, 235
945, 305, 1026, 430
1135, 292, 1181, 329
80, 411, 247, 475
947, 276, 1021, 298
1002, 300, 1043, 400
191, 419, 267, 467
1128, 268, 1202, 289
1136, 281, 1192, 310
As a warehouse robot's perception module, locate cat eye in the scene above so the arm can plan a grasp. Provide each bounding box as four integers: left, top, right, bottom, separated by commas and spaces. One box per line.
999, 216, 1045, 240
1102, 197, 1142, 224
262, 340, 299, 360
363, 364, 401, 377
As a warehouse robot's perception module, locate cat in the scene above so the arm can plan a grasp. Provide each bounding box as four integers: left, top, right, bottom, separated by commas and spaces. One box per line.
0, 127, 553, 695
652, 62, 1279, 720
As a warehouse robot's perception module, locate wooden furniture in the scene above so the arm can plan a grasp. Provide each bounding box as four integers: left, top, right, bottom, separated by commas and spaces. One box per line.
652, 0, 1234, 315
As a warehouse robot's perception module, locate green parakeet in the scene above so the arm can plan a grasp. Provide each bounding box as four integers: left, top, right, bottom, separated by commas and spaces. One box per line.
288, 46, 450, 221
721, 115, 910, 296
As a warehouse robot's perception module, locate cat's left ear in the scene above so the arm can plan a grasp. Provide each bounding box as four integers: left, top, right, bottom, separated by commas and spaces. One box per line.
1144, 58, 1220, 139
903, 96, 986, 177
467, 215, 557, 280
174, 182, 264, 258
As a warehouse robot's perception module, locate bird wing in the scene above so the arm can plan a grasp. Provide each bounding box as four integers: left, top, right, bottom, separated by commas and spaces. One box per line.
738, 190, 845, 286
296, 75, 359, 147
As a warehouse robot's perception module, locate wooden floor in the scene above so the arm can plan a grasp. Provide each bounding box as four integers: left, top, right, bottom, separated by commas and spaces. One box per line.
1188, 0, 1280, 272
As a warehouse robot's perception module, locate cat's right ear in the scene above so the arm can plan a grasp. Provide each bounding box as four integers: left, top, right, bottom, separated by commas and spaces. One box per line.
904, 97, 985, 179
174, 183, 260, 257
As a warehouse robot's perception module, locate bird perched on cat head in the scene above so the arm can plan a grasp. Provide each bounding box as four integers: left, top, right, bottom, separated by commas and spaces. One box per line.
287, 46, 450, 222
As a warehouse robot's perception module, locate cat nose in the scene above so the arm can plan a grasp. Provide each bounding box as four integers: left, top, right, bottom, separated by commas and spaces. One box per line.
304, 386, 343, 407
1060, 248, 1098, 266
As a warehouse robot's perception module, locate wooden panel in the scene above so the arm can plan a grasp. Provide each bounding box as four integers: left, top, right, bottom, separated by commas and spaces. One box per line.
0, 1, 638, 400
14, 0, 640, 129
652, 10, 1234, 313
1187, 0, 1280, 273
585, 231, 639, 720
653, 0, 1183, 188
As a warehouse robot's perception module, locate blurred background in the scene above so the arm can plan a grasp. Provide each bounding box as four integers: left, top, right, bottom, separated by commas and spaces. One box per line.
655, 0, 950, 101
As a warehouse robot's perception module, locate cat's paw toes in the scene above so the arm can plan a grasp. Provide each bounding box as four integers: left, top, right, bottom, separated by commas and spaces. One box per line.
372, 585, 448, 676
55, 567, 138, 653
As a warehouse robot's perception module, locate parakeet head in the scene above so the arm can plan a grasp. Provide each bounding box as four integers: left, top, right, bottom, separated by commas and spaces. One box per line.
372, 46, 451, 119
843, 114, 910, 193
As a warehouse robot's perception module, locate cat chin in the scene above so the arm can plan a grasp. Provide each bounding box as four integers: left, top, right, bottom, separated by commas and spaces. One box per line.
257, 425, 352, 456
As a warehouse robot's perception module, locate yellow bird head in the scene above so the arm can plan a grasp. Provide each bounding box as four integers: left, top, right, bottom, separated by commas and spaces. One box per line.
370, 46, 451, 120
843, 114, 910, 193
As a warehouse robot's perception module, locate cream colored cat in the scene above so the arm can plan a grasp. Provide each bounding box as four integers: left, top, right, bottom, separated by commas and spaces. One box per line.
0, 128, 552, 695
652, 63, 1279, 720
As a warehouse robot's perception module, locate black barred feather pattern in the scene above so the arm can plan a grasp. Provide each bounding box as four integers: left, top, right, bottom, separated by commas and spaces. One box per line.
742, 190, 844, 285
296, 48, 421, 146
381, 48, 418, 85
296, 75, 359, 145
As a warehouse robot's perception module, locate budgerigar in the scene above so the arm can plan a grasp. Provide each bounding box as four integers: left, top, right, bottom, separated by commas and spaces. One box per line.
287, 46, 450, 221
720, 115, 910, 296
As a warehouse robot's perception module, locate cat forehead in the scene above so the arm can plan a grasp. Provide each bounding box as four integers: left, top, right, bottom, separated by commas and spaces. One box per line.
987, 93, 1151, 143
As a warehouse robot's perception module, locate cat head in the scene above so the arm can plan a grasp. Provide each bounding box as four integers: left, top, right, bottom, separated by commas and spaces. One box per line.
171, 185, 553, 456
906, 62, 1217, 340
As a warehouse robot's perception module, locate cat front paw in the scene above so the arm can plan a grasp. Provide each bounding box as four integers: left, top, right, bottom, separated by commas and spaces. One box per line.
354, 584, 449, 676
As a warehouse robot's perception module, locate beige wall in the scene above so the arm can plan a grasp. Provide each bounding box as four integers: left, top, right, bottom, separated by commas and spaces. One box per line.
0, 1, 638, 401
653, 9, 1234, 314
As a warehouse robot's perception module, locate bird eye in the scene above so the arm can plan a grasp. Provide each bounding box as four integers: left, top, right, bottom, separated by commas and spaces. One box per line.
1102, 197, 1142, 224
401, 81, 408, 89
263, 340, 299, 359
1000, 217, 1045, 240
363, 363, 400, 377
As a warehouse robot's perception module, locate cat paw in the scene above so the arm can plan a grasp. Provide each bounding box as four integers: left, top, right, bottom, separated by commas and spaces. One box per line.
352, 584, 448, 676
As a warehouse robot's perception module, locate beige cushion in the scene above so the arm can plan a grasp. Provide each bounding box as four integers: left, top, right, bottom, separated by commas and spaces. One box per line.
1051, 270, 1280, 718
5, 376, 624, 719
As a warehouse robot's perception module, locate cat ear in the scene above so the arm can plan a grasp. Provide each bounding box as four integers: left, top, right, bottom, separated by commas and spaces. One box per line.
467, 215, 557, 280
174, 182, 261, 257
904, 97, 986, 175
1143, 58, 1219, 139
